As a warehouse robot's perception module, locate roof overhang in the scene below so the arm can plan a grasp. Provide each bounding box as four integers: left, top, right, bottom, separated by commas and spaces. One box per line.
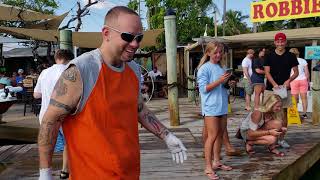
0, 26, 164, 48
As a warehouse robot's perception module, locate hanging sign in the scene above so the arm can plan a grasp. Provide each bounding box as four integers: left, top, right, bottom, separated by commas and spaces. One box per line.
305, 46, 320, 60
250, 0, 320, 23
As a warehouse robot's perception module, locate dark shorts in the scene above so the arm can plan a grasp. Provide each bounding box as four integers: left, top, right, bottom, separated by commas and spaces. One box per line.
203, 114, 227, 118
251, 73, 264, 84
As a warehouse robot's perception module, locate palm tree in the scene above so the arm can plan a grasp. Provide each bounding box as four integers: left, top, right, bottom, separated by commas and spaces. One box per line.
224, 10, 249, 35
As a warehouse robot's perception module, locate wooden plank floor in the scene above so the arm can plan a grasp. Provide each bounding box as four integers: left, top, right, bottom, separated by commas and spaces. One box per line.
0, 98, 319, 180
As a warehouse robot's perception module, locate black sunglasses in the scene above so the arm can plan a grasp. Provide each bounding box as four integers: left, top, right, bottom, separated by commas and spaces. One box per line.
106, 26, 144, 43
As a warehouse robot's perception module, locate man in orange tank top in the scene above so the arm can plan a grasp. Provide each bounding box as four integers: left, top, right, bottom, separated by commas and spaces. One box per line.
38, 6, 187, 179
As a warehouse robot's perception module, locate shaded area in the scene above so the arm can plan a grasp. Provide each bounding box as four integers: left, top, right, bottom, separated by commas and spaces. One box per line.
300, 159, 320, 180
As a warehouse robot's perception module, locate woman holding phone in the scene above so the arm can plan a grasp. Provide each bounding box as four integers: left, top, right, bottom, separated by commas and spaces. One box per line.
240, 94, 286, 156
197, 42, 233, 180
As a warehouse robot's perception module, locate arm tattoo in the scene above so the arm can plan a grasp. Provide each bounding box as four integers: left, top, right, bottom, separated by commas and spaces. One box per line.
63, 66, 77, 82
140, 110, 169, 139
49, 98, 73, 112
38, 121, 57, 146
55, 78, 67, 96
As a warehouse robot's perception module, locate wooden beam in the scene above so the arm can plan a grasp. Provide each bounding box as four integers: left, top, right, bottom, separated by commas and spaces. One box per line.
311, 40, 320, 125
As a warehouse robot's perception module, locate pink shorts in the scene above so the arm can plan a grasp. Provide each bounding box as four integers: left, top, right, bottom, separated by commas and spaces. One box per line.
290, 79, 308, 95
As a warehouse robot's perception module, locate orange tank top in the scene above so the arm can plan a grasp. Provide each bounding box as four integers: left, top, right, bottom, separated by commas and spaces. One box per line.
63, 62, 140, 180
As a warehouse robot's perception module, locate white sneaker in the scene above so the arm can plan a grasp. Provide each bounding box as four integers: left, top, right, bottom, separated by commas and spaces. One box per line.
278, 139, 290, 148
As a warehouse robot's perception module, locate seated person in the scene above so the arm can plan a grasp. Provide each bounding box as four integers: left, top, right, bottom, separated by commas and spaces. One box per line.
240, 94, 286, 157
16, 69, 25, 85
148, 66, 162, 79
141, 83, 149, 101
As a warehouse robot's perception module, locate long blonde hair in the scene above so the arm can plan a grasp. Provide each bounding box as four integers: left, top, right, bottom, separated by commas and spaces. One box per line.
259, 94, 282, 113
197, 41, 224, 70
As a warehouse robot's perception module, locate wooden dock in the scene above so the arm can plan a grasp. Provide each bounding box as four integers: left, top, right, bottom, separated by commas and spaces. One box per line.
0, 98, 319, 180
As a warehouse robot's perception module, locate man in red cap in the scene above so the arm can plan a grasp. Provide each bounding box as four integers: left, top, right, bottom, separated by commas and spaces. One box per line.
264, 32, 299, 148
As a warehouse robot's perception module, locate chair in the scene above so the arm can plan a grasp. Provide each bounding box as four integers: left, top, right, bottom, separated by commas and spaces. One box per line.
22, 87, 34, 116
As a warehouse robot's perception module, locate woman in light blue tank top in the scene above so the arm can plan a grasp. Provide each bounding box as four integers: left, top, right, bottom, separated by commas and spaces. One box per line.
197, 42, 234, 179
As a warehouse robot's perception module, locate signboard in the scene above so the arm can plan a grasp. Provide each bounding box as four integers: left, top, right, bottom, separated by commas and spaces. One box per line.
305, 46, 320, 59
250, 0, 320, 23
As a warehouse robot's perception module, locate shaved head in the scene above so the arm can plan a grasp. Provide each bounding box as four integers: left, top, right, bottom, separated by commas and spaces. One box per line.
104, 6, 139, 26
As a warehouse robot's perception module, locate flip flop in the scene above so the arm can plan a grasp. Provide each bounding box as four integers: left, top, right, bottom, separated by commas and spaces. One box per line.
267, 146, 285, 157
213, 164, 233, 171
245, 142, 255, 155
205, 171, 219, 180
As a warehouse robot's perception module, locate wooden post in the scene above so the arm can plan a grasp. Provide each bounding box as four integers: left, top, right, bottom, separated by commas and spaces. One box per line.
59, 29, 73, 51
311, 40, 320, 125
222, 0, 226, 36
164, 9, 180, 126
214, 11, 217, 38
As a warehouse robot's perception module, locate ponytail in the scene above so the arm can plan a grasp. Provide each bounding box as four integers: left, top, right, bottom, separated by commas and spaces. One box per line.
197, 54, 209, 70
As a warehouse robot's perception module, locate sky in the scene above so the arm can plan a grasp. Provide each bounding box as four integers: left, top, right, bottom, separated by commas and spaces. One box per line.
55, 0, 254, 32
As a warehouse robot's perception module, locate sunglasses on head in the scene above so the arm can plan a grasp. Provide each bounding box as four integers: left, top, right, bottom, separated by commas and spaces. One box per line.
106, 25, 144, 43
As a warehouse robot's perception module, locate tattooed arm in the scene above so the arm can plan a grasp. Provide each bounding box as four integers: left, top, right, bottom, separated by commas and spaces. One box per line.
137, 96, 169, 139
138, 97, 187, 163
38, 65, 82, 169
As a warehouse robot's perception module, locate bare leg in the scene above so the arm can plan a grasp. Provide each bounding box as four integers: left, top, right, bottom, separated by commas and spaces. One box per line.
254, 85, 264, 110
292, 94, 299, 107
245, 94, 251, 110
300, 93, 308, 115
222, 116, 236, 152
204, 116, 220, 176
62, 146, 68, 172
212, 116, 232, 171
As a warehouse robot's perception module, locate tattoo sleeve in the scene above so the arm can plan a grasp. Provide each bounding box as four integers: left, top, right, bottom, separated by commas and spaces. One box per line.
138, 101, 170, 139
38, 65, 81, 169
38, 115, 63, 168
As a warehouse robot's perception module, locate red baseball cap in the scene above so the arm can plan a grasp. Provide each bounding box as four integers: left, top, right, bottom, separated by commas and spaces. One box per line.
274, 32, 286, 41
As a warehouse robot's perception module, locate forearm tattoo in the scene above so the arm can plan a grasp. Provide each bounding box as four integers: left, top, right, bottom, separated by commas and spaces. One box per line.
49, 99, 73, 112
38, 120, 57, 146
140, 110, 170, 139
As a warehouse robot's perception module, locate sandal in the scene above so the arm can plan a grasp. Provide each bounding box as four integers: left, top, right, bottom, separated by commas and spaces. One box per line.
267, 146, 285, 157
245, 142, 255, 155
204, 170, 219, 180
213, 163, 232, 171
60, 171, 69, 179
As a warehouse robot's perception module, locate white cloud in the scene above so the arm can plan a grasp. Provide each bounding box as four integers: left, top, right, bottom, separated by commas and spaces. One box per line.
81, 0, 124, 9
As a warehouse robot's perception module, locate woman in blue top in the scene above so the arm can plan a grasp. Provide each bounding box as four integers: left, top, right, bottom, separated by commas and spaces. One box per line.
197, 42, 233, 180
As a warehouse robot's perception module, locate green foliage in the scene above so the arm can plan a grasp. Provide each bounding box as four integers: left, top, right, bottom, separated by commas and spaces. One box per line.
224, 10, 249, 36
128, 0, 139, 12
143, 0, 217, 47
258, 18, 320, 32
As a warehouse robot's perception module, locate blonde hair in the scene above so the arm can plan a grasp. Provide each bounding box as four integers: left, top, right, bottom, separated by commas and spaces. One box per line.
289, 48, 300, 57
259, 94, 282, 113
197, 42, 224, 70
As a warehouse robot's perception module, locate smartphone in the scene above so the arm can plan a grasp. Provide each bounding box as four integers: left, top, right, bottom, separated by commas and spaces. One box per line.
225, 68, 233, 74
